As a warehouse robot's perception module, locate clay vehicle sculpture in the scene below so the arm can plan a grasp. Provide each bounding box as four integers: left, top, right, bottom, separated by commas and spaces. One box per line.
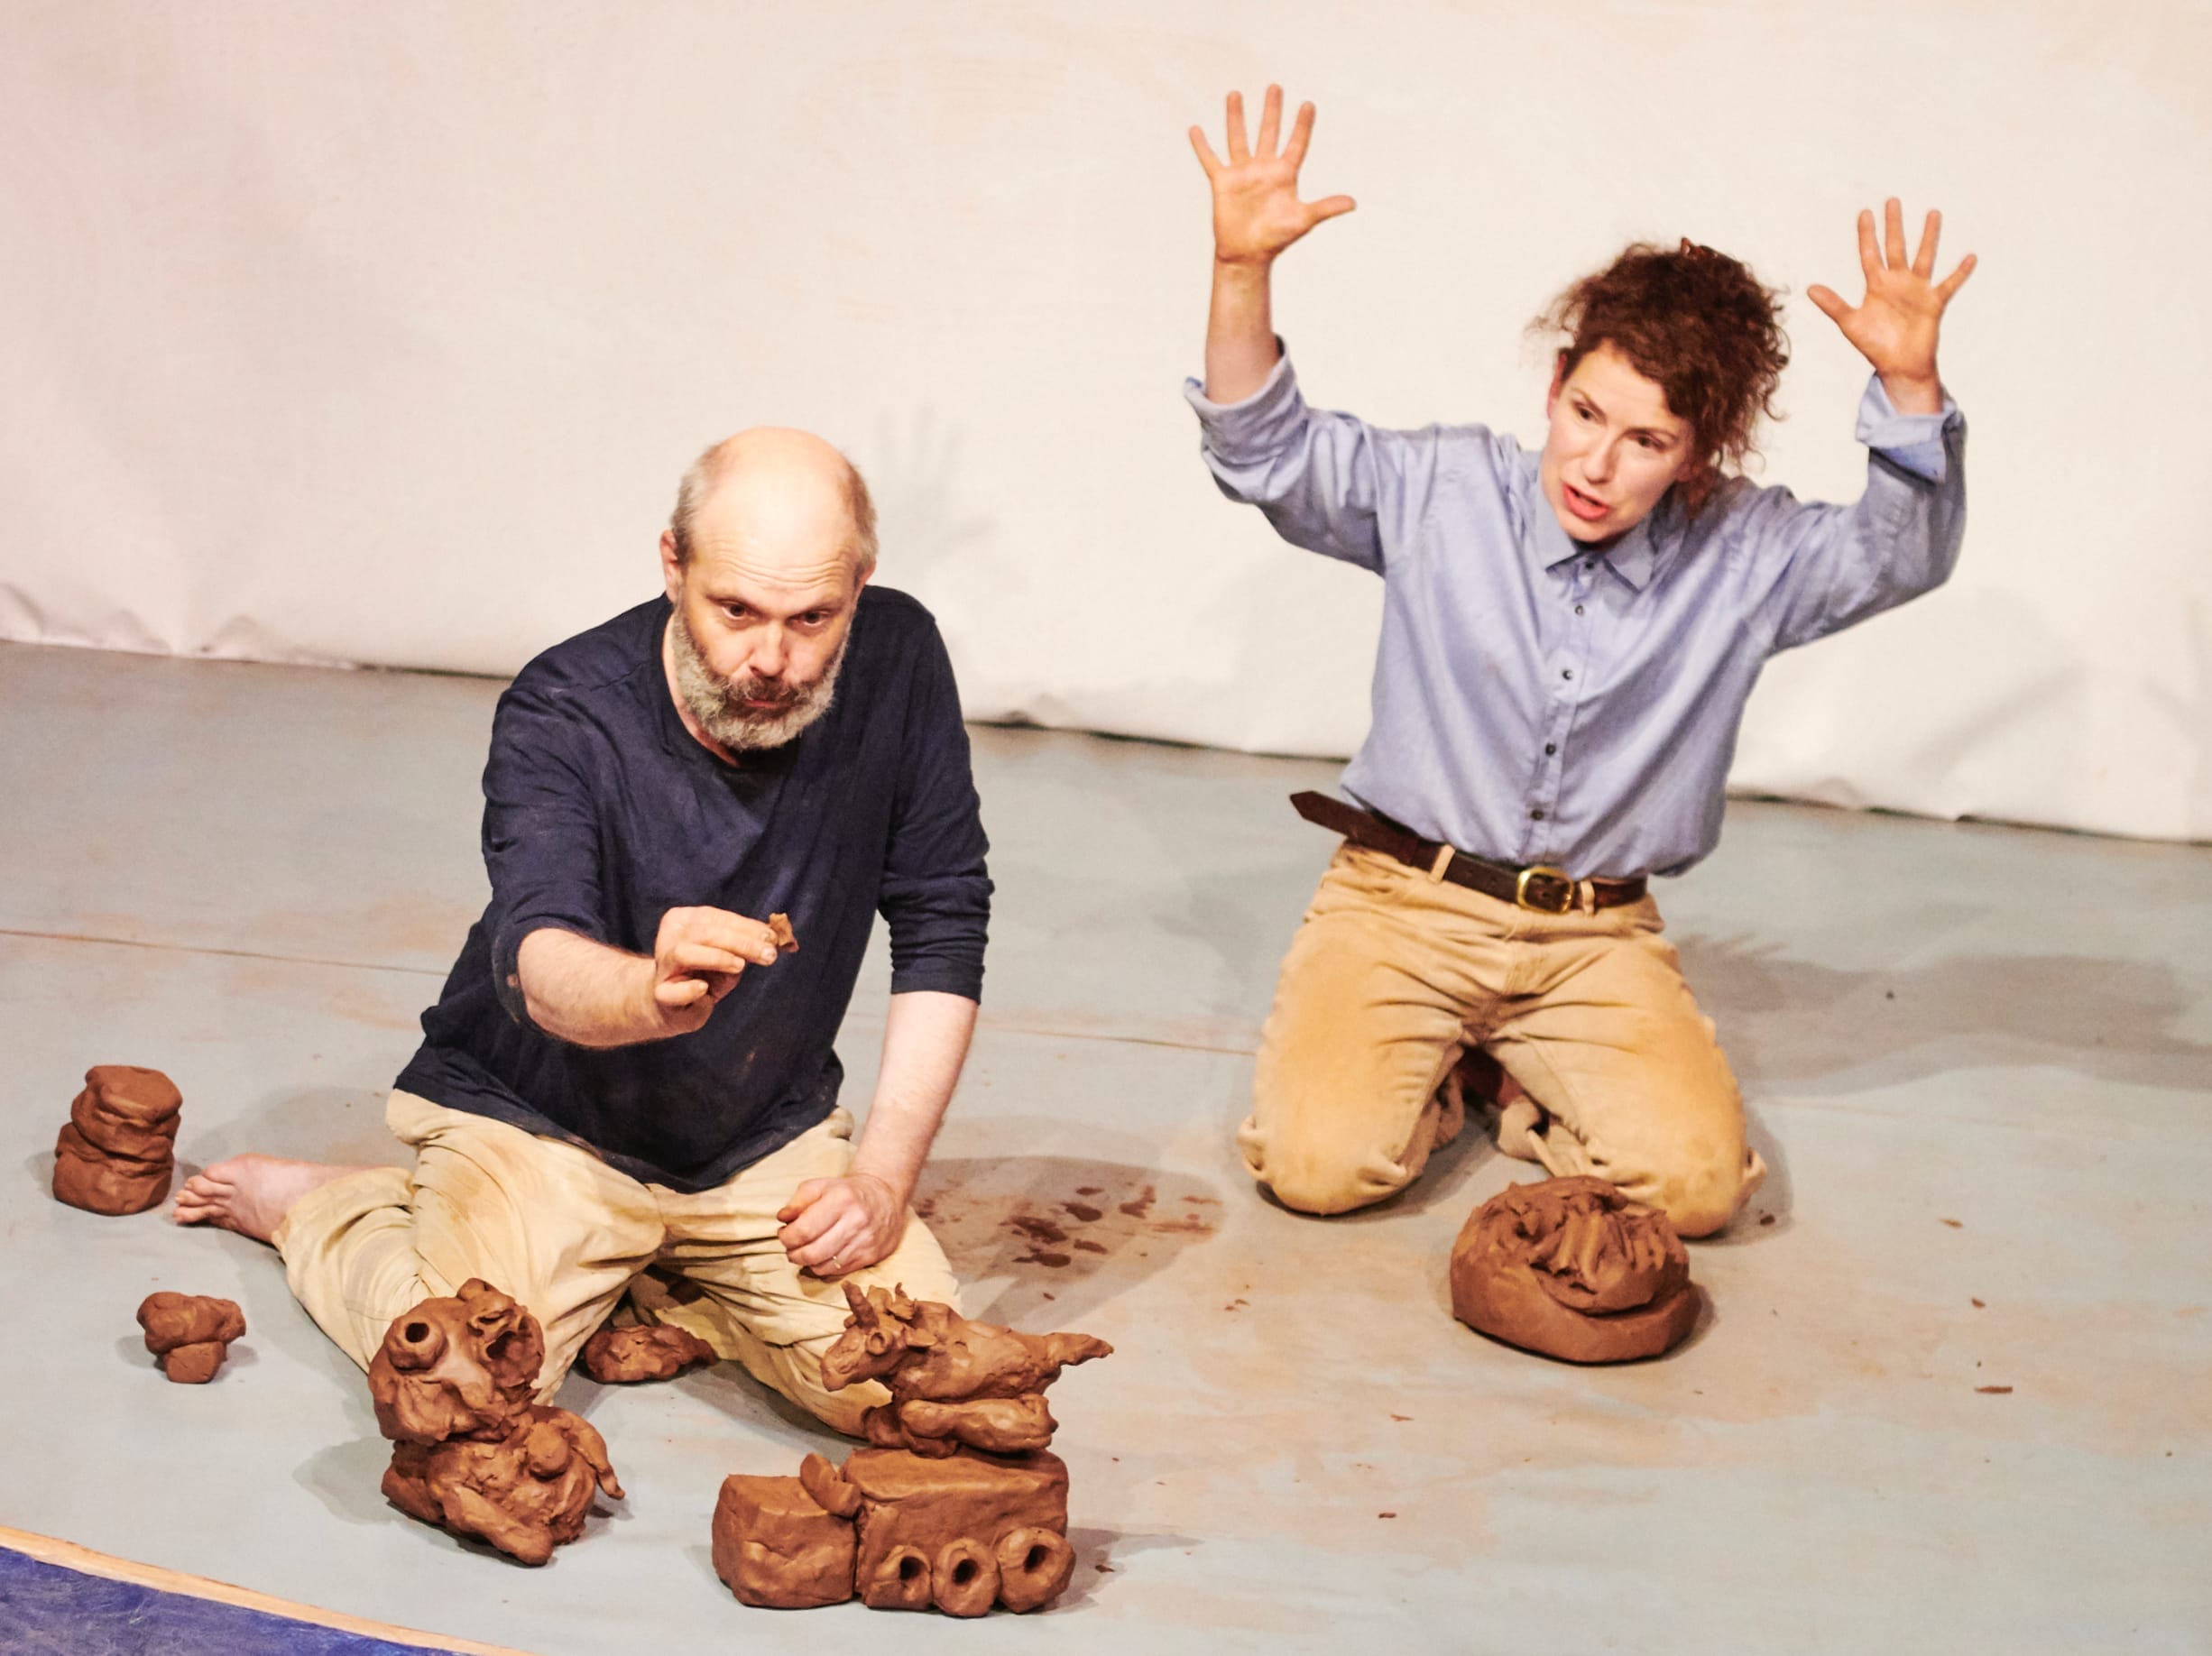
713, 1284, 1111, 1615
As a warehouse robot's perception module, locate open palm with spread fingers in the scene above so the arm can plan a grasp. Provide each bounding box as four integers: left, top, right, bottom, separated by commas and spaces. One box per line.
1807, 198, 1976, 413
1190, 85, 1355, 267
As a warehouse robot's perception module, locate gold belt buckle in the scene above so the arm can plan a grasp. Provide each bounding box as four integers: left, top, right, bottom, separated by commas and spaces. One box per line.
1514, 864, 1576, 915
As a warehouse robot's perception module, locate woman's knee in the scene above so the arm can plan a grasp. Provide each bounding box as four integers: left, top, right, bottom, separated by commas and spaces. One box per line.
1239, 1113, 1417, 1216
1630, 1148, 1754, 1238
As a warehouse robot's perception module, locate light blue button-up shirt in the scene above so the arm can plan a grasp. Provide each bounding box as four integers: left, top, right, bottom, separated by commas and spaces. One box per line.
1184, 351, 1966, 879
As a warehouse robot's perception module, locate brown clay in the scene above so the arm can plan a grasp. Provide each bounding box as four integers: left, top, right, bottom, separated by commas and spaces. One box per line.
52, 1065, 181, 1215
579, 1322, 716, 1384
136, 1292, 245, 1384
367, 1281, 620, 1565
715, 1288, 1103, 1615
382, 1405, 622, 1568
768, 912, 797, 953
822, 1283, 1110, 1458
712, 1471, 857, 1607
843, 1447, 1073, 1616
367, 1279, 543, 1445
1449, 1176, 1700, 1363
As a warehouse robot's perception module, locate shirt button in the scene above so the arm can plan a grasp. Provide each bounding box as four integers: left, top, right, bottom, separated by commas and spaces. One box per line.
1530, 808, 1546, 821
1562, 668, 1574, 681
1544, 743, 1557, 755
1574, 604, 1585, 615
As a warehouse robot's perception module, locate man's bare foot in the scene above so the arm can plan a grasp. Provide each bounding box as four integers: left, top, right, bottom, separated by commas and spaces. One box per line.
171, 1155, 369, 1244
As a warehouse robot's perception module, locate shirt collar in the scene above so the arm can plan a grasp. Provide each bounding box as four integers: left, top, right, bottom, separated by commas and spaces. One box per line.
1526, 468, 1661, 592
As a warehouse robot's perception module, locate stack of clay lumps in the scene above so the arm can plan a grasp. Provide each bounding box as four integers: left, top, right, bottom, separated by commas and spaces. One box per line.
53, 1064, 182, 1215
713, 1283, 1111, 1616
368, 1279, 623, 1567
1450, 1174, 1701, 1363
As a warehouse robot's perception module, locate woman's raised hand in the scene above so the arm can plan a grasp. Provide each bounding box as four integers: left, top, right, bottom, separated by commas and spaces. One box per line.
1190, 85, 1356, 267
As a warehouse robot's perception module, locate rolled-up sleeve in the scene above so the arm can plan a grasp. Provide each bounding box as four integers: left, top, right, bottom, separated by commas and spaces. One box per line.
878, 628, 991, 1001
1184, 345, 1436, 575
479, 684, 609, 1024
1755, 376, 1968, 652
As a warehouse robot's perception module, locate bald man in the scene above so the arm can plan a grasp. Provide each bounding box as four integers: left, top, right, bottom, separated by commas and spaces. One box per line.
175, 429, 987, 1431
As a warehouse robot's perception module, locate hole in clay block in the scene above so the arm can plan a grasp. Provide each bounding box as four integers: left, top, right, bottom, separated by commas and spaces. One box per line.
404, 1322, 429, 1341
951, 1559, 978, 1586
1025, 1544, 1049, 1572
899, 1556, 926, 1582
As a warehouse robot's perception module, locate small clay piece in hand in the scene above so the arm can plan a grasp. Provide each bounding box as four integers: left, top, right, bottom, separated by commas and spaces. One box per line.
1449, 1175, 1700, 1364
768, 912, 798, 953
580, 1322, 716, 1384
54, 1065, 182, 1215
136, 1292, 245, 1383
368, 1279, 622, 1566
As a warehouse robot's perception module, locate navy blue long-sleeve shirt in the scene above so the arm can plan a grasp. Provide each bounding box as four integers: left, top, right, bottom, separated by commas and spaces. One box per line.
393, 586, 991, 1191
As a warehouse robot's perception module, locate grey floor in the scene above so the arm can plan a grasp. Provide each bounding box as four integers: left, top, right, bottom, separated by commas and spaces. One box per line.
3, 639, 2208, 1655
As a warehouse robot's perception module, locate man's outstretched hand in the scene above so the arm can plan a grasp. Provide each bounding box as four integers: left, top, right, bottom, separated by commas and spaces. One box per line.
1190, 85, 1355, 268
1807, 198, 1977, 416
641, 906, 785, 1038
778, 1173, 904, 1277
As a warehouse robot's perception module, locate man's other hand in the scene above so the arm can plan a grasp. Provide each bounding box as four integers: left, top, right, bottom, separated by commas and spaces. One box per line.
643, 906, 785, 1036
777, 1174, 904, 1277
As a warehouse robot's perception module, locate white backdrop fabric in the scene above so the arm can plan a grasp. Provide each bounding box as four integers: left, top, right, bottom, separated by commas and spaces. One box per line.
4, 2, 2207, 843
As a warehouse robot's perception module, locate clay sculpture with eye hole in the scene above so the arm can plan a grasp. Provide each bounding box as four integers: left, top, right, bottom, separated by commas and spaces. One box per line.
712, 1283, 1111, 1615
1449, 1175, 1700, 1363
53, 1065, 182, 1215
136, 1293, 245, 1383
580, 1322, 717, 1384
367, 1279, 622, 1567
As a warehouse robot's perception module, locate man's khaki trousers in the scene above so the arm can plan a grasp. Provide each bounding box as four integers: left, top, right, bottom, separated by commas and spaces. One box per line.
1240, 845, 1764, 1237
273, 1090, 961, 1432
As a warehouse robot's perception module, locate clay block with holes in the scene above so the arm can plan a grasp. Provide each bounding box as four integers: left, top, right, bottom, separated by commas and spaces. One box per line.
844, 1448, 1073, 1616
712, 1474, 855, 1608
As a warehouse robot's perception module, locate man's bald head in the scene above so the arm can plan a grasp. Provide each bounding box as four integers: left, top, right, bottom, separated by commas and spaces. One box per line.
667, 427, 878, 582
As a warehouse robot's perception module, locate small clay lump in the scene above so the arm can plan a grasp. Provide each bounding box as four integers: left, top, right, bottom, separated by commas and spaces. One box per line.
137, 1293, 245, 1383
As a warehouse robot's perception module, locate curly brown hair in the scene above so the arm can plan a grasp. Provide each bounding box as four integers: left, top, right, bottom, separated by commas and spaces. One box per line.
1533, 239, 1789, 515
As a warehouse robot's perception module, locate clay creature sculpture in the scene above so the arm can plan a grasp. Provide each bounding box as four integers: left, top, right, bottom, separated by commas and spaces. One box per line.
580, 1322, 717, 1384
767, 911, 798, 953
136, 1293, 245, 1383
1450, 1175, 1700, 1363
367, 1280, 622, 1567
712, 1286, 1110, 1616
823, 1283, 1112, 1458
52, 1065, 182, 1215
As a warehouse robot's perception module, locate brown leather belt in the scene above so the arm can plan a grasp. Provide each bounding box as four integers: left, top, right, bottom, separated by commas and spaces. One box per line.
1289, 791, 1646, 914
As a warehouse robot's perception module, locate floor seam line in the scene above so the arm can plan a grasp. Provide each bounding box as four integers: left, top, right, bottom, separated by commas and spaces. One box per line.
0, 927, 447, 978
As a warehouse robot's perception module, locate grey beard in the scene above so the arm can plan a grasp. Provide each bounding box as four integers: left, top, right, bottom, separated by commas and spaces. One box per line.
668, 609, 846, 753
